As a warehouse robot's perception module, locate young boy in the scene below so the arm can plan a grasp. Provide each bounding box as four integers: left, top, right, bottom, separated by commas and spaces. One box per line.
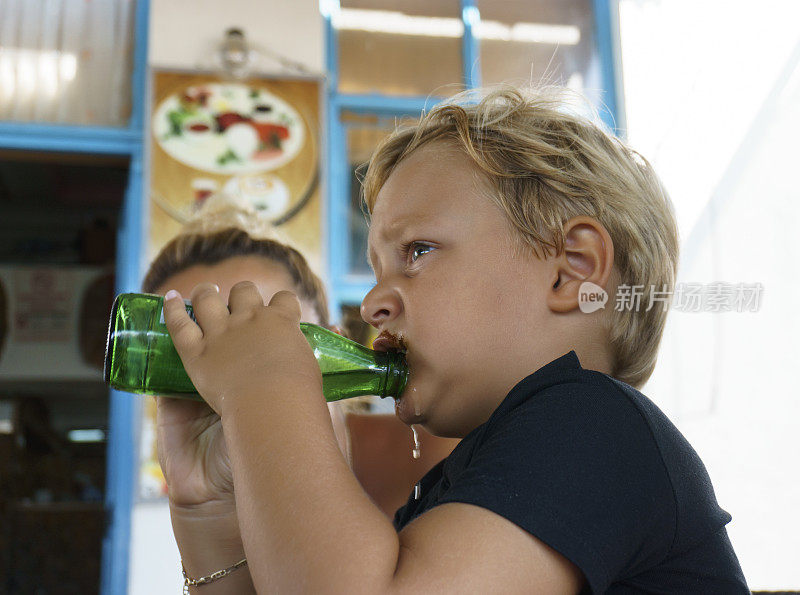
163, 86, 749, 593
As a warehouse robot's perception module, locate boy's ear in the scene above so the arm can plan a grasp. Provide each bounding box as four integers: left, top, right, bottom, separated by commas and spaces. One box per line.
547, 216, 614, 313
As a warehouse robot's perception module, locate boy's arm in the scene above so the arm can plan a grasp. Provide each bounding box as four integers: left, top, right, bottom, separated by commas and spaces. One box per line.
394, 502, 585, 594
223, 384, 584, 594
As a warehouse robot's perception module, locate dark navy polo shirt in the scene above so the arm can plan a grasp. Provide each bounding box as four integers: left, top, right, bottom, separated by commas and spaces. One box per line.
393, 352, 749, 593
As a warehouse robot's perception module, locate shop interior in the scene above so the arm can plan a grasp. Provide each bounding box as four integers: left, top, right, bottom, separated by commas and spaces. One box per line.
0, 152, 125, 591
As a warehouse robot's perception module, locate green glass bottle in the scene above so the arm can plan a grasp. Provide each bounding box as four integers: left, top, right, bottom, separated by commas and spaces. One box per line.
104, 293, 408, 402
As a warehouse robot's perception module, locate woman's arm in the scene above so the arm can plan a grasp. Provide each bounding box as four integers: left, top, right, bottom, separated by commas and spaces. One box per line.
171, 503, 255, 594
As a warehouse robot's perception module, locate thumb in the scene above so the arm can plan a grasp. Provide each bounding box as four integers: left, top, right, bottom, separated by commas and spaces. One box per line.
163, 290, 203, 356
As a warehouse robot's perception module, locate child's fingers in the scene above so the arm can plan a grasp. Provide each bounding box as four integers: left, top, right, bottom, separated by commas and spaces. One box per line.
268, 290, 302, 322
163, 290, 203, 357
228, 281, 265, 314
189, 283, 229, 335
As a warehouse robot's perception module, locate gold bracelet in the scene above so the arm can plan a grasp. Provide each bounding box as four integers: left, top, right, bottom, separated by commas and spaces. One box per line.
182, 558, 248, 594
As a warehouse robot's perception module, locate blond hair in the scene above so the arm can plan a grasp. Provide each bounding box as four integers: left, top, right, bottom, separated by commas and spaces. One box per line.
143, 194, 329, 326
362, 86, 679, 388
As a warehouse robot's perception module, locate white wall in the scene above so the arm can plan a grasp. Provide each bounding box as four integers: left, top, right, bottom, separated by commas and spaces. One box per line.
148, 0, 324, 74
129, 3, 323, 593
620, 0, 800, 589
128, 502, 184, 594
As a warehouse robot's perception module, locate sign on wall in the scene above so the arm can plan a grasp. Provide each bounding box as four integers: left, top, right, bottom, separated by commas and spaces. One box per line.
0, 266, 113, 380
148, 70, 323, 272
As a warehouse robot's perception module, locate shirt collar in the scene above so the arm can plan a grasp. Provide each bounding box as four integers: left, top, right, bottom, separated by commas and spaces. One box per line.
487, 350, 584, 424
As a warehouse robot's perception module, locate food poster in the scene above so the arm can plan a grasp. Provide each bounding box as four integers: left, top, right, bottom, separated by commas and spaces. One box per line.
148, 71, 323, 272
141, 72, 323, 500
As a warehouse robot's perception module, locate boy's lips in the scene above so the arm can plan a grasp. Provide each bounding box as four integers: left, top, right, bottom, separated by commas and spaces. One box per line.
371, 330, 407, 354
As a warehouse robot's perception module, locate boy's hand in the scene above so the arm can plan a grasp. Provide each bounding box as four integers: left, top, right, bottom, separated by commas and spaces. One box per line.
162, 282, 322, 415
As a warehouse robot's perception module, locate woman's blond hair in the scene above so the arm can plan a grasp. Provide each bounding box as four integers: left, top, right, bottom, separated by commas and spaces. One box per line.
142, 194, 329, 326
362, 85, 679, 388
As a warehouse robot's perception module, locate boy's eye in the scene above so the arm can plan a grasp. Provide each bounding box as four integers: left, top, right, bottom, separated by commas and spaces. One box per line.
407, 242, 434, 263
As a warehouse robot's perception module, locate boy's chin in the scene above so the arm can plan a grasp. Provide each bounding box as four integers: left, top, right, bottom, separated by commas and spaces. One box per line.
393, 394, 411, 424
393, 390, 423, 426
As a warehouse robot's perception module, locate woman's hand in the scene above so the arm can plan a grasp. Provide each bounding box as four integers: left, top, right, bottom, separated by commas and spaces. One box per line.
156, 396, 232, 509
162, 281, 322, 417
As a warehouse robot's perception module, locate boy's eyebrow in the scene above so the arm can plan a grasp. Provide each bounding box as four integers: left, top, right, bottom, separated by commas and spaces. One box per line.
375, 214, 416, 242
366, 222, 403, 275
367, 210, 428, 273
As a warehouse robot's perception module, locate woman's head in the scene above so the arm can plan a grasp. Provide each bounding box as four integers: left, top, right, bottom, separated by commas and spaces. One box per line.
141, 198, 355, 458
142, 197, 329, 326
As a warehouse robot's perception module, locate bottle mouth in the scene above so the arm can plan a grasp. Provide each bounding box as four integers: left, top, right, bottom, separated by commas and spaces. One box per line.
381, 350, 408, 399
103, 294, 122, 384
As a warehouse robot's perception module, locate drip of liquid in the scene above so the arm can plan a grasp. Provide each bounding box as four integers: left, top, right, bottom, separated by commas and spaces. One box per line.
411, 424, 421, 459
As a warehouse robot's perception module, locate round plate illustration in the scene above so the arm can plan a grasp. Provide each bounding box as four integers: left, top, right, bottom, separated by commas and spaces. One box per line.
222, 173, 290, 219
152, 83, 306, 174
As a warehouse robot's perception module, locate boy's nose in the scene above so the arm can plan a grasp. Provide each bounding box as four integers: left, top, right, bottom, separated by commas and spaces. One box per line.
360, 283, 402, 328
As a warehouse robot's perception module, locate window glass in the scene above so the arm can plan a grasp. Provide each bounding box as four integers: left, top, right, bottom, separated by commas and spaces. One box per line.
0, 0, 135, 126
343, 111, 418, 276
477, 0, 596, 95
338, 0, 463, 96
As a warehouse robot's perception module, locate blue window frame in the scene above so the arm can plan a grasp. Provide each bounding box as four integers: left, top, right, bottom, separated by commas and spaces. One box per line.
323, 0, 623, 317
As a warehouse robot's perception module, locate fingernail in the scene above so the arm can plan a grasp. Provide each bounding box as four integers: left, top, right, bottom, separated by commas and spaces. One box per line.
213, 284, 220, 292
164, 289, 181, 301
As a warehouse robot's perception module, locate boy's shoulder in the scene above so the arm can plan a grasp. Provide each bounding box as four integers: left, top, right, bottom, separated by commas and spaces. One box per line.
473, 350, 664, 453
476, 352, 731, 545
483, 351, 694, 468
451, 351, 679, 480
